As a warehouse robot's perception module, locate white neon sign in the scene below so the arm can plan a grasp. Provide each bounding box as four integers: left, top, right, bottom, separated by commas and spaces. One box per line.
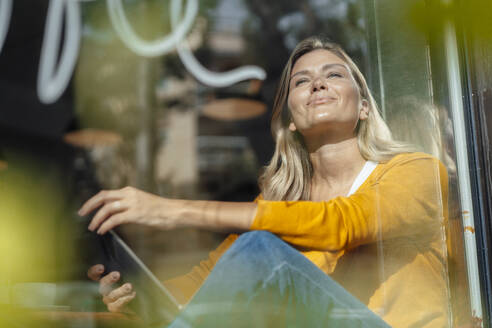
170, 0, 266, 87
0, 0, 12, 54
38, 0, 81, 104
0, 0, 267, 105
107, 0, 199, 57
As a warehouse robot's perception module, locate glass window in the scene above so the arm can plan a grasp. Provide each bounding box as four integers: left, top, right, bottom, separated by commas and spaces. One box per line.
0, 0, 484, 326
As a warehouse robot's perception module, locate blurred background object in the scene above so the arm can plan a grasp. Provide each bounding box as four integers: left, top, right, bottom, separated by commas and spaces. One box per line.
201, 98, 266, 121
63, 129, 123, 149
3, 0, 492, 326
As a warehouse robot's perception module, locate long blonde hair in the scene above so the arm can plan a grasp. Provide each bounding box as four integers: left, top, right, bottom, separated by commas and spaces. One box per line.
259, 36, 413, 201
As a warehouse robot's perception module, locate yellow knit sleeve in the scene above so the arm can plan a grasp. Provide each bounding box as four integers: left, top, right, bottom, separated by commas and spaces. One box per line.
251, 153, 448, 251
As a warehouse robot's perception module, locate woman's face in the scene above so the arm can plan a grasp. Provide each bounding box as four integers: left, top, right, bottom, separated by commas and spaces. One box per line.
287, 49, 368, 139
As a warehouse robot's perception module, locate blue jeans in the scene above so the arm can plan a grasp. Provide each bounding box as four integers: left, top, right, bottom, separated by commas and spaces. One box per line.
168, 231, 391, 328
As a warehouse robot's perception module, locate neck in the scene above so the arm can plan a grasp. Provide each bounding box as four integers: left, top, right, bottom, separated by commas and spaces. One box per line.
307, 136, 366, 197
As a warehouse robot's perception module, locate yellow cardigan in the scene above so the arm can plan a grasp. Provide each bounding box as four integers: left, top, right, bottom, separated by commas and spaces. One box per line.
164, 152, 451, 328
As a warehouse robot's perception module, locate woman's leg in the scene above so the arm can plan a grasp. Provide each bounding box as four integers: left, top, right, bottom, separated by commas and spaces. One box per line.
168, 231, 390, 328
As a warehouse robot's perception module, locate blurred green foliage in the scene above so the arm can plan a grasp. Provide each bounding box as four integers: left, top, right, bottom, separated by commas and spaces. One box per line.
0, 159, 74, 284
408, 0, 492, 41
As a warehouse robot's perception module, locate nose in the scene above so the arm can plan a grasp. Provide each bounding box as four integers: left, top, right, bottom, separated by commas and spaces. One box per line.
311, 77, 327, 93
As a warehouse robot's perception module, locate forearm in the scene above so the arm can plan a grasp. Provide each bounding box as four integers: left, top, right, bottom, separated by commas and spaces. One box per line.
81, 187, 258, 234
154, 199, 258, 232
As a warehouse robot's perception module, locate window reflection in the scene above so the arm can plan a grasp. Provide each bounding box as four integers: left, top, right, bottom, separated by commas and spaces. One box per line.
0, 0, 482, 326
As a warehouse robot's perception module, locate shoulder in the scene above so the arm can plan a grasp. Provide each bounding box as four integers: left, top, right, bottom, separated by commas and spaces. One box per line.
382, 152, 443, 169
362, 152, 449, 201
375, 152, 447, 180
386, 152, 439, 165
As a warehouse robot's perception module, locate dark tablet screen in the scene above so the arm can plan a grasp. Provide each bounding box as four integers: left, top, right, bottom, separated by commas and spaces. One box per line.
96, 230, 182, 325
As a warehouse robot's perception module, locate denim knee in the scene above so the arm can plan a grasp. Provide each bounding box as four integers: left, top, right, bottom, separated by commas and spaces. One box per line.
224, 230, 295, 261
234, 230, 281, 248
215, 230, 292, 275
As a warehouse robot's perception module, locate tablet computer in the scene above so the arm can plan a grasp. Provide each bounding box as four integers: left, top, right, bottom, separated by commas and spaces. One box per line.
96, 230, 183, 325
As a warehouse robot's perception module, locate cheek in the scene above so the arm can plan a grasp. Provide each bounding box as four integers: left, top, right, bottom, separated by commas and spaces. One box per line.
287, 93, 307, 126
287, 94, 294, 111
288, 89, 307, 111
348, 82, 362, 102
337, 84, 361, 107
287, 93, 300, 115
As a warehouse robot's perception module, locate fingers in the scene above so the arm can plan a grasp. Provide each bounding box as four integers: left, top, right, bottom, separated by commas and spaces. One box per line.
103, 283, 133, 304
96, 213, 127, 235
107, 291, 137, 313
87, 264, 105, 281
78, 190, 123, 217
91, 268, 136, 314
88, 201, 127, 233
99, 271, 120, 296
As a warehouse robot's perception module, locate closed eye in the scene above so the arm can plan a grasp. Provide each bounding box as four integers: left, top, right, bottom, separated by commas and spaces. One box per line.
327, 72, 343, 78
294, 78, 308, 86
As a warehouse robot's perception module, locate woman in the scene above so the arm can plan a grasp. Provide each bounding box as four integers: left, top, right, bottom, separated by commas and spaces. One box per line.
81, 37, 450, 327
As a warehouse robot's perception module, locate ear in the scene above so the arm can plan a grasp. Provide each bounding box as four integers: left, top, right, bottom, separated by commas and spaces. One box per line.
288, 122, 297, 132
359, 99, 369, 120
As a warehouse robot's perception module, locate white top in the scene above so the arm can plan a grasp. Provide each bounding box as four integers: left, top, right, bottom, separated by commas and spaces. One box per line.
347, 161, 378, 196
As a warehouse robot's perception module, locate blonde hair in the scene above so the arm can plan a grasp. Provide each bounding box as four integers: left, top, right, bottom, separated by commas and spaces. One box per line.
259, 36, 414, 201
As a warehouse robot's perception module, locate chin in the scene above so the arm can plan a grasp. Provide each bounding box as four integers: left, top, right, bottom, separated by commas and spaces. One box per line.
302, 119, 356, 135
310, 114, 339, 126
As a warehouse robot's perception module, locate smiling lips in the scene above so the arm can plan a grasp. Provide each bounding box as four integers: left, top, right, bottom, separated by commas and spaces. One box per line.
308, 96, 337, 106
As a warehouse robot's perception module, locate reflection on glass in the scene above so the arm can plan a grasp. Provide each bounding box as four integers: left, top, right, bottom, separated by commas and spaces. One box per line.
0, 0, 483, 327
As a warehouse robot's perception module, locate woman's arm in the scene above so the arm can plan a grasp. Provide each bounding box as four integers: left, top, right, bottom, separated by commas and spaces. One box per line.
80, 153, 446, 252
177, 200, 257, 232
250, 153, 449, 251
79, 188, 258, 235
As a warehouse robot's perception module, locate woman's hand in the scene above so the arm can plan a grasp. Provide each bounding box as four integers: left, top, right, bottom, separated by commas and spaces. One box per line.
87, 264, 136, 313
79, 185, 257, 234
79, 187, 177, 234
